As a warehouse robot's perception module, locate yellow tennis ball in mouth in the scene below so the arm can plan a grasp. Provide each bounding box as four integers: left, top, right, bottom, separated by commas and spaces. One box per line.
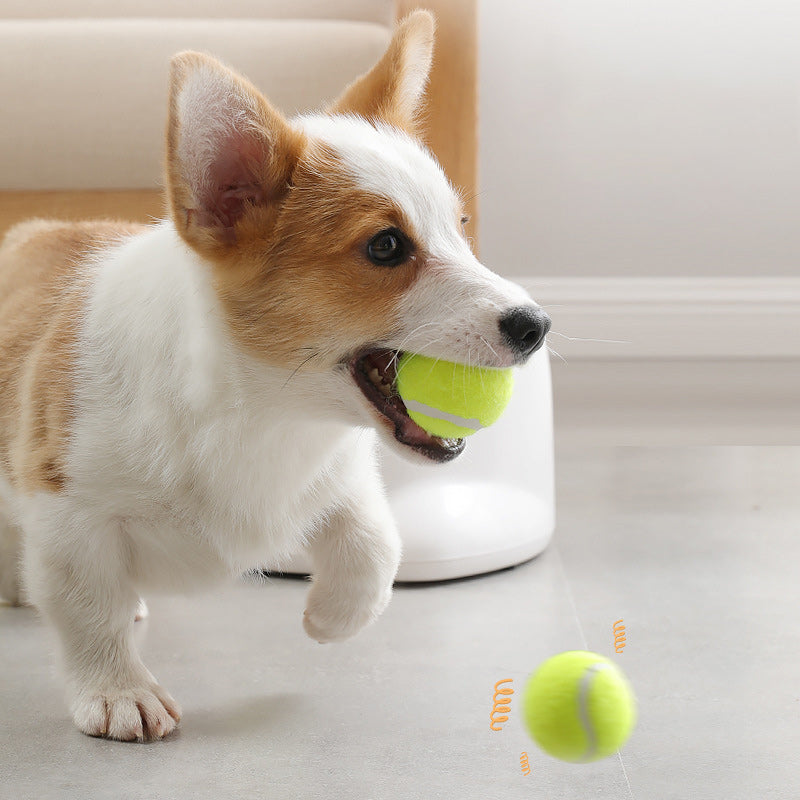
395, 353, 514, 439
522, 651, 637, 763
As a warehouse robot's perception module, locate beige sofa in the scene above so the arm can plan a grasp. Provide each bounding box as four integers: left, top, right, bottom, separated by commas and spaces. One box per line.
0, 0, 477, 242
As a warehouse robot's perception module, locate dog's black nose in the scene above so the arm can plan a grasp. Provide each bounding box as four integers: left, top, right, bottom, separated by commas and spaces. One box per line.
499, 306, 551, 360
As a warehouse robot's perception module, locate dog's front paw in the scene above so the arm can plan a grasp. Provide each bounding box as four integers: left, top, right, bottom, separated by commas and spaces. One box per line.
71, 683, 181, 742
303, 583, 392, 644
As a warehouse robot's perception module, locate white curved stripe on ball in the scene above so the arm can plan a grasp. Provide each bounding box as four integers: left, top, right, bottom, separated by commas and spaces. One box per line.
403, 399, 484, 431
577, 662, 611, 761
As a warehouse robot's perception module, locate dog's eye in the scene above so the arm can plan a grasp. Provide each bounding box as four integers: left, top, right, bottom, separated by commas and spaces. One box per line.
367, 228, 409, 267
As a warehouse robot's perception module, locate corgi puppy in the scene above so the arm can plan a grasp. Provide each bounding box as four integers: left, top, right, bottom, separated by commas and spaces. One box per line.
0, 11, 549, 742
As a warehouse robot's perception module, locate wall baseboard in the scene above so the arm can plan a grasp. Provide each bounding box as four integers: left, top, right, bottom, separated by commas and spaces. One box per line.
551, 358, 800, 446
522, 277, 800, 359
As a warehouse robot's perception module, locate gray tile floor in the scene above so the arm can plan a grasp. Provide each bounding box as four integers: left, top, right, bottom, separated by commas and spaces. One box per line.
2, 446, 799, 799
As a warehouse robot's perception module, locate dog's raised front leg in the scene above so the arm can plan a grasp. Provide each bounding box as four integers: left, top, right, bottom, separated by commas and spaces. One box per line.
25, 508, 180, 741
303, 476, 401, 644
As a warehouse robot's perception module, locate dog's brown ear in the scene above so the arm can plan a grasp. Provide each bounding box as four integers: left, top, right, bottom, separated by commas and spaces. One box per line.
166, 52, 305, 256
328, 10, 435, 134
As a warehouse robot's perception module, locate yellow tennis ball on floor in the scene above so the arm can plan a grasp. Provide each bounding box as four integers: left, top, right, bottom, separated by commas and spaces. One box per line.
395, 353, 514, 439
522, 651, 636, 763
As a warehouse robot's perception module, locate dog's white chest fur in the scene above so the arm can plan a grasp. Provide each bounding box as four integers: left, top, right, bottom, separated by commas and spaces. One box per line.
61, 223, 365, 587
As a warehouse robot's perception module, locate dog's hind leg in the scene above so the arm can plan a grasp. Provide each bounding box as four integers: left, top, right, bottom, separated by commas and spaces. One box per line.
0, 503, 26, 606
0, 488, 28, 606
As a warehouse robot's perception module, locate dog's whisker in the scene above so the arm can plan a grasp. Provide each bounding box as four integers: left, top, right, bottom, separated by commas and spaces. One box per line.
393, 321, 445, 356
461, 188, 487, 206
467, 346, 477, 403
281, 351, 321, 390
478, 335, 500, 361
549, 332, 632, 345
388, 334, 447, 376
547, 344, 568, 364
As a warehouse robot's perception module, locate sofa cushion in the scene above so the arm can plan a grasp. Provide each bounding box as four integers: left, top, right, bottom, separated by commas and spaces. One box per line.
0, 0, 393, 25
0, 19, 391, 189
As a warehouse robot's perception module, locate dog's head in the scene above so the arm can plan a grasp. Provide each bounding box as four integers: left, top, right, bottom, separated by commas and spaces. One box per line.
165, 10, 549, 463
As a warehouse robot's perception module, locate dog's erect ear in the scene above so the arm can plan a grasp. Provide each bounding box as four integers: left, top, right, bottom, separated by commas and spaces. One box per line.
166, 52, 305, 255
328, 10, 435, 133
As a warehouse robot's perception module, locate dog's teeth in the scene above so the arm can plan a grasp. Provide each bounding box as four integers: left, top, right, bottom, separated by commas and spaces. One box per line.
369, 368, 381, 386
379, 382, 392, 397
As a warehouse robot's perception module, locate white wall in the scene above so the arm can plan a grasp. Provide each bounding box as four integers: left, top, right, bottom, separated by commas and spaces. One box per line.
478, 0, 800, 280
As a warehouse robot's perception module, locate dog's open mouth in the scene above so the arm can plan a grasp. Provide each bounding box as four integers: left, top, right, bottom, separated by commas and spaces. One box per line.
350, 349, 466, 462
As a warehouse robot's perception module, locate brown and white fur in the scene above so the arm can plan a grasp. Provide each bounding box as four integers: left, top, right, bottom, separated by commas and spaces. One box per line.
0, 11, 549, 742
